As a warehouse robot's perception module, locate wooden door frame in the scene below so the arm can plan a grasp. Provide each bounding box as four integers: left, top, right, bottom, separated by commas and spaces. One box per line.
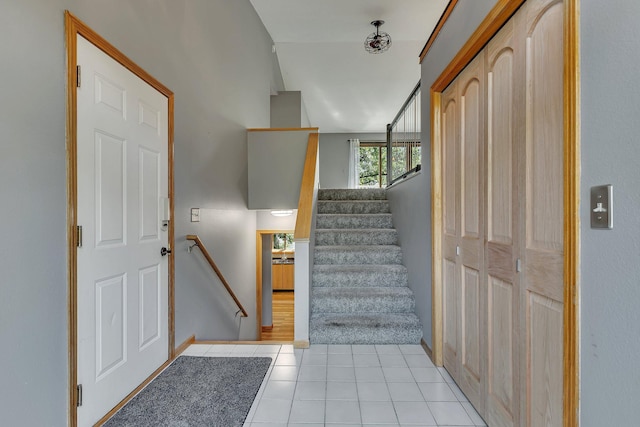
427, 1, 579, 426
256, 229, 294, 340
65, 11, 175, 426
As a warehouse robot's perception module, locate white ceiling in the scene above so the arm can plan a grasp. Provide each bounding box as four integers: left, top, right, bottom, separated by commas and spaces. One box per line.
250, 0, 449, 133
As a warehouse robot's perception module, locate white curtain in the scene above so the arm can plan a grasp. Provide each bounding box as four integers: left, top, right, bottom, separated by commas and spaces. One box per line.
348, 138, 360, 188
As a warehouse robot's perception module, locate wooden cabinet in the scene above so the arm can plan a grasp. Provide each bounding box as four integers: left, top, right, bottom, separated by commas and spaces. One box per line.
272, 263, 294, 290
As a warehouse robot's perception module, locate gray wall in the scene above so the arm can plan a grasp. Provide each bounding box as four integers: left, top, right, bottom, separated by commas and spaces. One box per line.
387, 0, 496, 347
248, 130, 310, 209
256, 210, 297, 230
319, 132, 386, 189
580, 0, 640, 424
271, 91, 303, 127
0, 0, 283, 424
0, 2, 69, 424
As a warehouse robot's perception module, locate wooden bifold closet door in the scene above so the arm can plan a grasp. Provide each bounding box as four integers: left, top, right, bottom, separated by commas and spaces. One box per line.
440, 0, 564, 426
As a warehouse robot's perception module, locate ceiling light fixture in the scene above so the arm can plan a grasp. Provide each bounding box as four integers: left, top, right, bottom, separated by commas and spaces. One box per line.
364, 20, 392, 54
270, 210, 293, 217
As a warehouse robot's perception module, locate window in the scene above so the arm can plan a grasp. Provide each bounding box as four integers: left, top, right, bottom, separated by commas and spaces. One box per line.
272, 233, 294, 251
359, 142, 387, 188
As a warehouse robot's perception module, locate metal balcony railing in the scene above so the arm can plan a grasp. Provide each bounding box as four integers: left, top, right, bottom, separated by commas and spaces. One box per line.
387, 81, 421, 185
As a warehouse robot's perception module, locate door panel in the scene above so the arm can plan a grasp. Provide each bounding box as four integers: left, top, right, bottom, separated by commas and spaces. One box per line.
457, 55, 485, 412
139, 147, 161, 241
485, 17, 519, 427
527, 292, 563, 426
487, 276, 515, 427
443, 258, 458, 374
96, 274, 127, 379
77, 35, 169, 426
522, 1, 564, 425
441, 83, 459, 376
95, 131, 126, 247
462, 267, 481, 387
139, 265, 161, 349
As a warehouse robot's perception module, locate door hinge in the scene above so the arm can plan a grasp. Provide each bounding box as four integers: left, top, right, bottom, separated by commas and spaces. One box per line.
76, 65, 81, 88
77, 225, 83, 248
516, 258, 522, 273
76, 384, 83, 407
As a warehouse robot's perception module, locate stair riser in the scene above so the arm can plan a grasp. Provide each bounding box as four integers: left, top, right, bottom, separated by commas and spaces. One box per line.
312, 271, 408, 288
318, 188, 387, 200
312, 295, 415, 314
309, 314, 423, 345
310, 328, 422, 345
314, 248, 403, 265
315, 230, 398, 246
317, 201, 390, 214
316, 214, 393, 229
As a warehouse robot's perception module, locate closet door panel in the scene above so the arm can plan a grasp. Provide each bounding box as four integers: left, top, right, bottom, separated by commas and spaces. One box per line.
487, 276, 515, 427
522, 0, 564, 425
458, 56, 485, 412
441, 84, 460, 376
485, 18, 519, 427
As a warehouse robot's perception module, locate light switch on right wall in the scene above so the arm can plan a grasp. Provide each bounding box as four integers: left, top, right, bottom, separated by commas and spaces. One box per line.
590, 185, 613, 229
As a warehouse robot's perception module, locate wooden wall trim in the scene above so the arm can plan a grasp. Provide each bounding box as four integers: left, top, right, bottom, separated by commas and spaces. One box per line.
65, 11, 79, 427
256, 232, 263, 341
563, 0, 580, 426
431, 0, 527, 92
174, 334, 196, 356
294, 133, 319, 240
66, 11, 175, 426
256, 229, 294, 342
419, 0, 459, 64
430, 90, 444, 367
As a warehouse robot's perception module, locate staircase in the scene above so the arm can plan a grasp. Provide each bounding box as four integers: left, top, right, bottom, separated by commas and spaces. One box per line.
310, 188, 423, 344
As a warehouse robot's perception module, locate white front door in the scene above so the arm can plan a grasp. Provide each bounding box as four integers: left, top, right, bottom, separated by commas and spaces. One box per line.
76, 35, 169, 426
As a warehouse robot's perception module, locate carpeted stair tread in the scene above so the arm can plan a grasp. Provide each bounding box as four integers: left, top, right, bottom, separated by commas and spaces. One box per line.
312, 287, 415, 313
318, 188, 387, 200
315, 229, 398, 246
310, 313, 423, 344
312, 264, 409, 288
314, 245, 403, 265
316, 213, 394, 229
317, 200, 391, 214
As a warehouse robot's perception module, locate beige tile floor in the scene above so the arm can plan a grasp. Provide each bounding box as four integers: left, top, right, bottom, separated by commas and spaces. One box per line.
181, 343, 486, 427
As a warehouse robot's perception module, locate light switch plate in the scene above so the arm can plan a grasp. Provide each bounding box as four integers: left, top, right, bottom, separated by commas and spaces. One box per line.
590, 185, 613, 229
191, 208, 200, 223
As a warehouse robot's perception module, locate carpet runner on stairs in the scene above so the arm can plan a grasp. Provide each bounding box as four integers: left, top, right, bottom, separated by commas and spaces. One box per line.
310, 188, 423, 344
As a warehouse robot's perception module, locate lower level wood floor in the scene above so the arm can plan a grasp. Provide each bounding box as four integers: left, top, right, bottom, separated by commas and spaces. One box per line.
261, 291, 294, 341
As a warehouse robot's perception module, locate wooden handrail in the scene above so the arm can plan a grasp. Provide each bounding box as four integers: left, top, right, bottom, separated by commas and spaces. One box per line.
294, 133, 319, 240
186, 234, 248, 317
